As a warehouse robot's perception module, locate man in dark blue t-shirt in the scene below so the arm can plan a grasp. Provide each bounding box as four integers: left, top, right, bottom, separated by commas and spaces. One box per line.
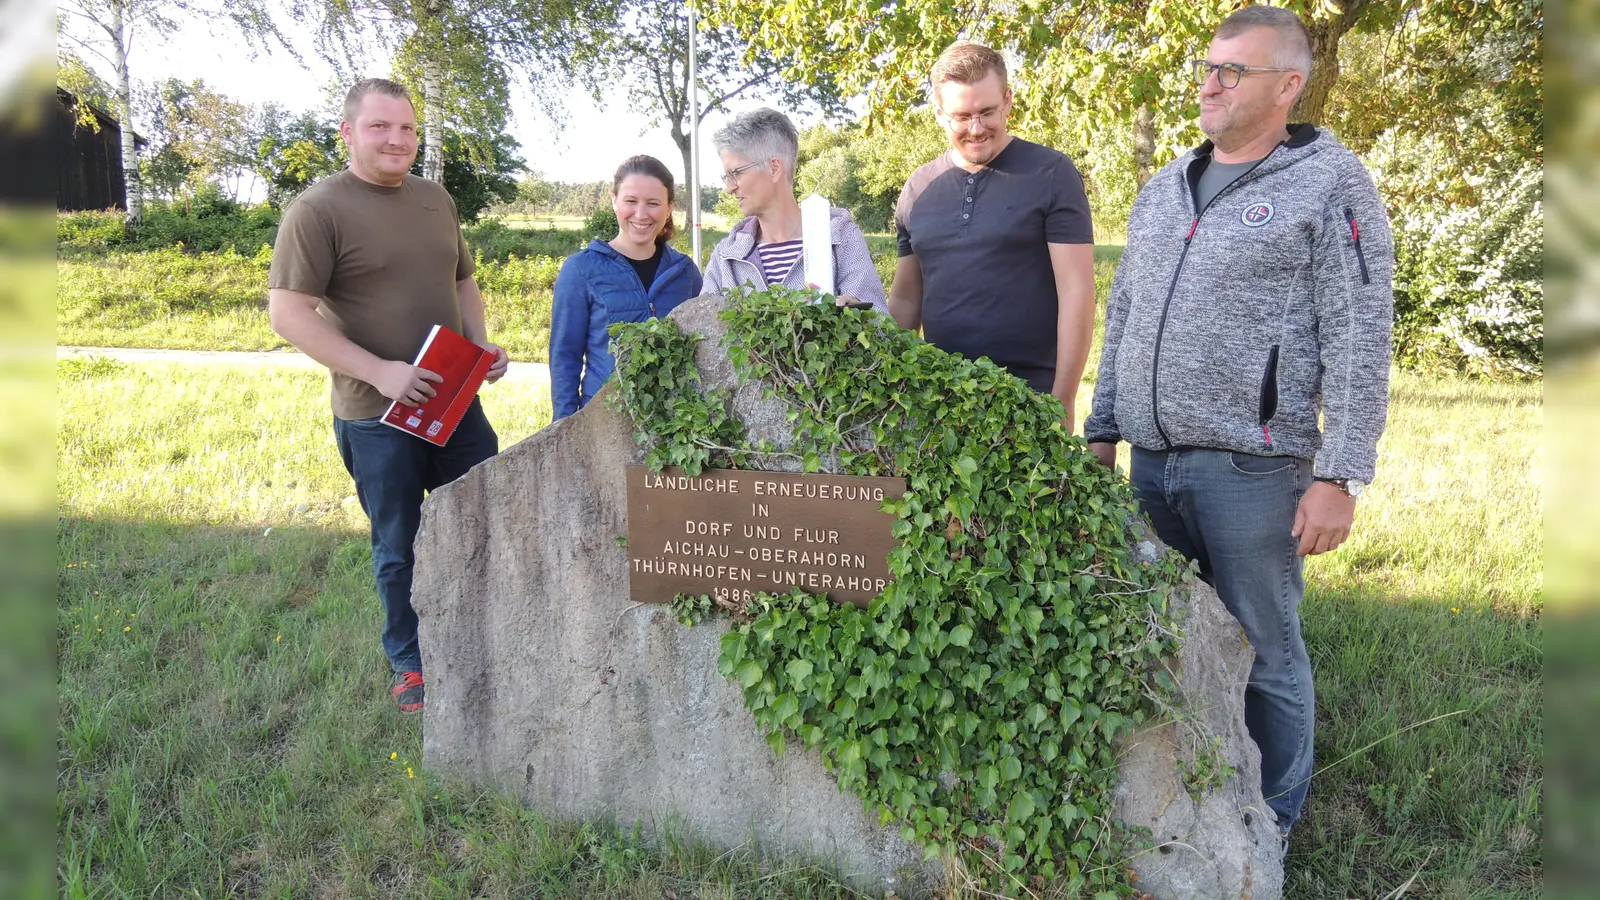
889, 41, 1096, 427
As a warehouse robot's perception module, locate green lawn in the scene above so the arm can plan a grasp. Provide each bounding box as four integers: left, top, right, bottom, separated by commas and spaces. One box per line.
56, 356, 1539, 897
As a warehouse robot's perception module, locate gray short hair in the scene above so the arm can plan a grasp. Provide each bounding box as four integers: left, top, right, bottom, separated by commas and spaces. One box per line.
712, 108, 798, 185
1216, 5, 1313, 82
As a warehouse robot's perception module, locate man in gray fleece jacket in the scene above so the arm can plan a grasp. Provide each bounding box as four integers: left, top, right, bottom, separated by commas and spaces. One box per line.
1084, 6, 1394, 836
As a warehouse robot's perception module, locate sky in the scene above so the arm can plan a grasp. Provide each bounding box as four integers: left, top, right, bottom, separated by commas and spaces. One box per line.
114, 14, 816, 190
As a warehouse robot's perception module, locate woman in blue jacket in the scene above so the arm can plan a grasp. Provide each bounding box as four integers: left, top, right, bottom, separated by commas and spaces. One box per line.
550, 155, 704, 419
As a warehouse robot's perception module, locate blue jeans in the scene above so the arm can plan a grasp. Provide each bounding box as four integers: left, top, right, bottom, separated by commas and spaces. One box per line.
333, 399, 498, 675
1130, 446, 1316, 832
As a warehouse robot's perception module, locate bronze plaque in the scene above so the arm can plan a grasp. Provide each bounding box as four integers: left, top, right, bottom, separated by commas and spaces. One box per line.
625, 465, 907, 608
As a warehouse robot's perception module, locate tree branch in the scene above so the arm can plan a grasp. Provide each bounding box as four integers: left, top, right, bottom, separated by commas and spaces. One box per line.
700, 69, 773, 118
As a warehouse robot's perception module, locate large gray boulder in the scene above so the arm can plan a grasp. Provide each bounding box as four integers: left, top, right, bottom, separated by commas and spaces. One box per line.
412, 294, 1283, 898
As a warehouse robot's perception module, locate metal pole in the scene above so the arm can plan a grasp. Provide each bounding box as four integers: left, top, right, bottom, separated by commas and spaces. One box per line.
688, 0, 701, 268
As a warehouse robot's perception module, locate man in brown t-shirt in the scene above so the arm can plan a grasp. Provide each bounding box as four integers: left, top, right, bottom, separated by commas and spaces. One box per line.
267, 78, 508, 713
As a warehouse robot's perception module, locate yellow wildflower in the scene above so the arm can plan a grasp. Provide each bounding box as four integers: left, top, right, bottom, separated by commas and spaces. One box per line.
406, 767, 415, 779
123, 626, 130, 633
390, 752, 398, 760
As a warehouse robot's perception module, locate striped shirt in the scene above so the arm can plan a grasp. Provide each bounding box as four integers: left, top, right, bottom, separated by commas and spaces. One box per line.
755, 239, 803, 286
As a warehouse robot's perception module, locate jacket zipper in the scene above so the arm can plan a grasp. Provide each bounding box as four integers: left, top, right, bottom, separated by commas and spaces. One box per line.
1343, 208, 1371, 284
1258, 344, 1280, 448
1148, 220, 1196, 448
623, 249, 687, 317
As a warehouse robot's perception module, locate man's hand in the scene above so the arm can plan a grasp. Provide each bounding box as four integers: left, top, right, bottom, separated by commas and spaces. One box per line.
372, 360, 443, 407
478, 341, 509, 383
1089, 441, 1117, 469
1293, 481, 1357, 556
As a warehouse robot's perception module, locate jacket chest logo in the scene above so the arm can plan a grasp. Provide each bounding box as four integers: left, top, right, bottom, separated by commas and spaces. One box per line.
1241, 203, 1275, 227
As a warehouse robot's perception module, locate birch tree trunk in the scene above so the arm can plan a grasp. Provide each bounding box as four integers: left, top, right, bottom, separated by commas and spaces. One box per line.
111, 0, 143, 222
422, 53, 445, 183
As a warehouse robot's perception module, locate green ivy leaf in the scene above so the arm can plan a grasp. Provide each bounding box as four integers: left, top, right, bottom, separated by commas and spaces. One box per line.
785, 658, 814, 687
1008, 789, 1036, 823
1000, 756, 1022, 782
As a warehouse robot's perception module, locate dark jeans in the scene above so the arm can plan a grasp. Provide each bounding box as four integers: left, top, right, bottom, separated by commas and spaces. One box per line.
333, 399, 498, 675
1130, 446, 1316, 833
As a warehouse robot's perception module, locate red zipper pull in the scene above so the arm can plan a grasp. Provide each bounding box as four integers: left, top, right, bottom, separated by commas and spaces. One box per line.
1186, 218, 1199, 241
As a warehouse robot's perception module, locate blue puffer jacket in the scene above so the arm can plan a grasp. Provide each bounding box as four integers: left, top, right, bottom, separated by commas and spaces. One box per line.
550, 239, 703, 419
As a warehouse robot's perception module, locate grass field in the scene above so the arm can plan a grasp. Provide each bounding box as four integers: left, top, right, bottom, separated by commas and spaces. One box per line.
56, 354, 1539, 898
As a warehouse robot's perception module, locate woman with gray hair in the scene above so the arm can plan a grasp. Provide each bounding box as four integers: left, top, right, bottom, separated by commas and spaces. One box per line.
703, 108, 887, 313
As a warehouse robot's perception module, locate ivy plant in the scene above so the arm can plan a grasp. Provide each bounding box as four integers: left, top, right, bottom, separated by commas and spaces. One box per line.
610, 288, 1193, 897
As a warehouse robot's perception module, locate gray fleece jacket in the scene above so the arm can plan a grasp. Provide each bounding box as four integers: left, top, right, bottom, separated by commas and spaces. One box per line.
703, 206, 889, 314
1085, 125, 1393, 482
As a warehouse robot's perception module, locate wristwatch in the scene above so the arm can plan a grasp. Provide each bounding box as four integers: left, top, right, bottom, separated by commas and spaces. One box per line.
1315, 477, 1366, 499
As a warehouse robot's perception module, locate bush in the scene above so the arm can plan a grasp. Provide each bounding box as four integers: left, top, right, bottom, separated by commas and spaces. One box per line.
474, 251, 561, 362
796, 145, 895, 234
1375, 141, 1543, 378
473, 252, 562, 296
583, 207, 619, 243
129, 200, 281, 255
464, 219, 587, 262
57, 211, 129, 255
712, 191, 743, 226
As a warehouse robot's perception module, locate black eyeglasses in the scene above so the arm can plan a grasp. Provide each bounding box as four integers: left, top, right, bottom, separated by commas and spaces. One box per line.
721, 161, 760, 185
1191, 58, 1297, 89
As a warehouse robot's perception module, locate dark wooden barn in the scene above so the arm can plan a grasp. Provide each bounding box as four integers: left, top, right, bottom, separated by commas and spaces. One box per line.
55, 88, 145, 211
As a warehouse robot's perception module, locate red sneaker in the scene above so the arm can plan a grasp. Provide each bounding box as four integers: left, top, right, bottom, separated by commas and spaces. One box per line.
392, 671, 425, 712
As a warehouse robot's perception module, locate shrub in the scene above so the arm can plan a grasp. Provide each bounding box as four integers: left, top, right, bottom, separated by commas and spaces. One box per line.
1371, 134, 1543, 378
473, 252, 562, 296
712, 191, 743, 226
57, 211, 129, 255
796, 145, 895, 234
464, 219, 587, 262
583, 208, 619, 243
130, 199, 281, 255
475, 251, 561, 362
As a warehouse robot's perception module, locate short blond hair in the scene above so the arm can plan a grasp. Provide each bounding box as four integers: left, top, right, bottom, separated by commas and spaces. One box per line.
343, 78, 414, 123
930, 41, 1008, 95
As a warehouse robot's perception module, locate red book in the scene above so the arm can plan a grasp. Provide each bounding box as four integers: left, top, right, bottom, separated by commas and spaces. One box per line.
381, 324, 495, 446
